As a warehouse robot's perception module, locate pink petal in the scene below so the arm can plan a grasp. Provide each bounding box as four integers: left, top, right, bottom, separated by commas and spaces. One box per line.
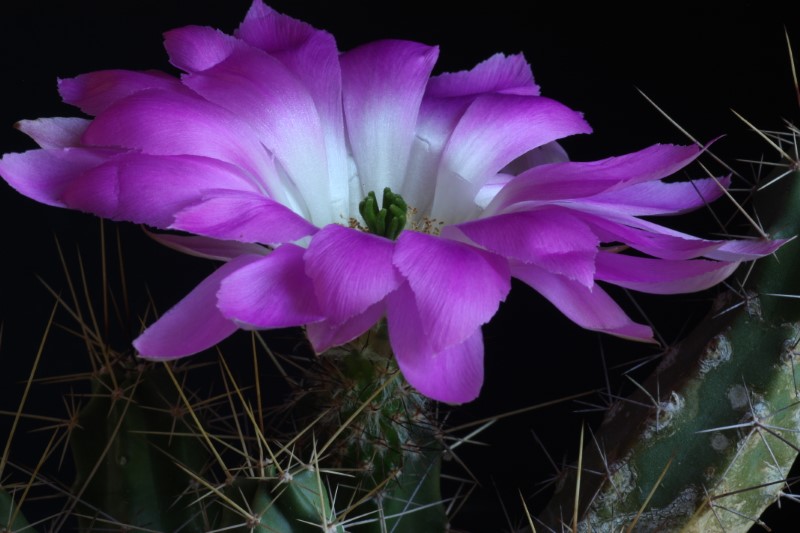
81, 89, 278, 193
164, 25, 242, 73
145, 230, 269, 261
236, 1, 312, 52
577, 205, 784, 262
133, 254, 262, 359
501, 141, 570, 175
16, 117, 90, 149
235, 2, 340, 124
0, 147, 115, 207
304, 225, 401, 325
474, 173, 514, 209
448, 207, 599, 286
217, 244, 324, 328
426, 53, 539, 97
306, 300, 386, 354
61, 154, 259, 228
58, 70, 181, 115
594, 252, 740, 294
406, 55, 548, 213
432, 94, 591, 221
172, 189, 318, 244
235, 6, 350, 216
402, 98, 466, 215
394, 231, 510, 351
705, 237, 788, 261
387, 283, 483, 404
180, 44, 334, 223
568, 207, 727, 260
341, 40, 439, 195
584, 176, 730, 215
512, 262, 654, 341
486, 144, 700, 215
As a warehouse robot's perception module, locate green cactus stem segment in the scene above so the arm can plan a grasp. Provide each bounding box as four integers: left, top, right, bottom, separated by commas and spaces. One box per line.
358, 188, 408, 240
538, 163, 800, 532
289, 322, 448, 532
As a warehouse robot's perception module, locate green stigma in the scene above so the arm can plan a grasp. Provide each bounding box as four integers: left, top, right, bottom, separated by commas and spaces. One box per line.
358, 187, 408, 240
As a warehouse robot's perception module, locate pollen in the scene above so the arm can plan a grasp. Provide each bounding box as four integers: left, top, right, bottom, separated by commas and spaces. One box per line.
407, 206, 443, 236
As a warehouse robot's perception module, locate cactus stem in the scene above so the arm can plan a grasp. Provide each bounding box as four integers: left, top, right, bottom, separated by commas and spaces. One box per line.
163, 362, 232, 482
317, 371, 400, 459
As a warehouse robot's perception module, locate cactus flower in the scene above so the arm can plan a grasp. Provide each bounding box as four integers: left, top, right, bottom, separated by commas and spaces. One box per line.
0, 1, 784, 403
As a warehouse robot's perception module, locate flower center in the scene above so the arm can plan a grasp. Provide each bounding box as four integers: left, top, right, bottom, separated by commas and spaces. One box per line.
358, 188, 408, 240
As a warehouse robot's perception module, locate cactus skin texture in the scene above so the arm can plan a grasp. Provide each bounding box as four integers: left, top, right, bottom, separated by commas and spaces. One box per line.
1, 488, 32, 531
218, 470, 344, 533
64, 329, 446, 532
1, 314, 447, 532
68, 363, 211, 532
286, 324, 448, 533
539, 157, 800, 532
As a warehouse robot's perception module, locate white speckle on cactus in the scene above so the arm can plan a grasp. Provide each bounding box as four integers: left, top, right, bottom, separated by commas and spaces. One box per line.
596, 459, 637, 509
710, 432, 730, 451
587, 486, 699, 533
643, 391, 685, 439
781, 324, 800, 362
752, 401, 770, 419
745, 291, 763, 319
727, 384, 749, 410
699, 335, 732, 374
656, 345, 680, 373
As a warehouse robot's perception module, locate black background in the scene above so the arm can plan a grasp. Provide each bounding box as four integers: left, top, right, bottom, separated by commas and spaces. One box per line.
1, 1, 798, 531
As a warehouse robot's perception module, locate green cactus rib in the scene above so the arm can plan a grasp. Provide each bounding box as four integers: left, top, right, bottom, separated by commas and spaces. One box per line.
539, 164, 800, 533
218, 469, 344, 533
288, 324, 448, 532
1, 487, 33, 532
70, 365, 210, 533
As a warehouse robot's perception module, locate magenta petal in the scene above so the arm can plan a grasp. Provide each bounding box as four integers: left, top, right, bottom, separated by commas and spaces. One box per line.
304, 225, 401, 325
580, 206, 786, 262
236, 1, 311, 52
145, 230, 269, 261
594, 253, 740, 294
449, 207, 599, 286
501, 141, 570, 176
388, 283, 483, 404
235, 6, 349, 215
306, 300, 386, 354
235, 2, 341, 124
394, 231, 510, 351
572, 208, 727, 260
133, 254, 261, 359
487, 144, 700, 213
172, 189, 318, 244
81, 89, 274, 184
217, 244, 324, 328
180, 45, 334, 222
0, 147, 114, 207
341, 40, 439, 195
164, 25, 241, 73
512, 262, 654, 341
62, 154, 258, 228
426, 53, 539, 97
17, 117, 90, 149
704, 237, 788, 261
58, 70, 181, 115
585, 176, 730, 216
432, 94, 591, 220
